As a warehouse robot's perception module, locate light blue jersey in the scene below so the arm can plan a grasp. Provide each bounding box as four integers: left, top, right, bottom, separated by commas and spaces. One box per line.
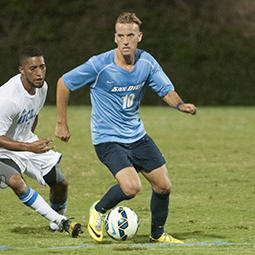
63, 49, 175, 145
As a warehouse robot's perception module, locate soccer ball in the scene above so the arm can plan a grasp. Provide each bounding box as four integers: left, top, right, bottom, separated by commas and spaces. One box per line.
104, 206, 140, 241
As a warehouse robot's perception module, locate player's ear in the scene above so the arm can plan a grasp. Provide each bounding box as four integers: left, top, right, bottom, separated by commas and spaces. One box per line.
138, 32, 143, 42
18, 65, 24, 75
114, 33, 117, 44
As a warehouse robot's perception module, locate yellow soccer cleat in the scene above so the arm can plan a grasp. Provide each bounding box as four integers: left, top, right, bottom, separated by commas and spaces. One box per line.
61, 219, 82, 238
88, 201, 104, 242
150, 233, 184, 244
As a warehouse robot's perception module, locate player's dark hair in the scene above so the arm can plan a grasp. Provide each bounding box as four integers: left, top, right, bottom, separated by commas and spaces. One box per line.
19, 46, 43, 66
116, 12, 142, 30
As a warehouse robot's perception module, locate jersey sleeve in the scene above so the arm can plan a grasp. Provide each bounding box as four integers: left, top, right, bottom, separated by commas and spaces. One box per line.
62, 57, 98, 91
0, 99, 18, 136
147, 61, 175, 97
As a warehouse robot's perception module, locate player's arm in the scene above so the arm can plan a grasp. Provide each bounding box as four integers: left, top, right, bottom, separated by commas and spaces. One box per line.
31, 115, 38, 133
163, 91, 197, 115
0, 135, 54, 153
55, 77, 71, 142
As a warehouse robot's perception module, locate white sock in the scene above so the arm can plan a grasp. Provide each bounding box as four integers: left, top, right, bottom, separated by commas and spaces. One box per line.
19, 187, 66, 225
49, 200, 67, 230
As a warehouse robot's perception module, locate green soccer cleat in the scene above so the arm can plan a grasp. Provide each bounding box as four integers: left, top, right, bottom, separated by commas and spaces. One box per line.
150, 233, 184, 244
88, 201, 104, 242
60, 219, 82, 238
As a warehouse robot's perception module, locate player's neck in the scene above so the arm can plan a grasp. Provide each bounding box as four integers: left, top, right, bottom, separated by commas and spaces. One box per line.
115, 49, 135, 71
21, 76, 36, 95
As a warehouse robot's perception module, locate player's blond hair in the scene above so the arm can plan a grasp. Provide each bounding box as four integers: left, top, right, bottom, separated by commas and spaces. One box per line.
116, 12, 142, 30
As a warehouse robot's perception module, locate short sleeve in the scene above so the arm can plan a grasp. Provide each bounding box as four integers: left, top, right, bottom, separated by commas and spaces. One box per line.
0, 99, 18, 136
62, 58, 98, 91
147, 61, 175, 97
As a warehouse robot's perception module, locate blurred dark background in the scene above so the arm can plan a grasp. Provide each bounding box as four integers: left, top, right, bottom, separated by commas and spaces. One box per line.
0, 0, 254, 105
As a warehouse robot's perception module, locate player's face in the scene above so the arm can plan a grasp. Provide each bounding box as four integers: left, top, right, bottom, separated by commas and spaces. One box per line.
19, 56, 46, 89
115, 23, 142, 57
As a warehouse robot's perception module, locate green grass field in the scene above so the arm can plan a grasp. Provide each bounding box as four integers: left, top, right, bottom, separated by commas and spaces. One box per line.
0, 106, 254, 255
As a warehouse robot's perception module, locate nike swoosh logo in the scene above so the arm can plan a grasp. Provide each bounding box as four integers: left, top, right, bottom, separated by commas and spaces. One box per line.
89, 225, 101, 238
111, 222, 116, 235
106, 81, 114, 84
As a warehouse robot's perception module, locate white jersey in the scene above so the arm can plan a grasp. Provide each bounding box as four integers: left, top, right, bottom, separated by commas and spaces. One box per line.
0, 74, 61, 185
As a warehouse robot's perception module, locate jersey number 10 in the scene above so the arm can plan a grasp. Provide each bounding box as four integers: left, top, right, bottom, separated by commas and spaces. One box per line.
122, 93, 135, 109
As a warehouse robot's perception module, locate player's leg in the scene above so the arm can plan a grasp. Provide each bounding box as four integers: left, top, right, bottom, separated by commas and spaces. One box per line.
88, 167, 141, 242
142, 165, 183, 243
0, 159, 80, 237
1, 158, 66, 224
43, 164, 68, 231
132, 135, 183, 243
96, 166, 141, 213
88, 142, 141, 242
142, 165, 171, 235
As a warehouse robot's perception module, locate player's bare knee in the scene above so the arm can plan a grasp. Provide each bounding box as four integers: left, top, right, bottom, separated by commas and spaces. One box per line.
50, 180, 68, 202
154, 182, 172, 194
123, 183, 141, 197
59, 179, 68, 191
167, 181, 172, 192
8, 174, 27, 196
52, 179, 68, 191
162, 184, 171, 194
163, 178, 172, 193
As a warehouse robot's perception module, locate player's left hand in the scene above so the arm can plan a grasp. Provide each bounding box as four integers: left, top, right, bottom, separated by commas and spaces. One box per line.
28, 138, 54, 153
179, 103, 197, 115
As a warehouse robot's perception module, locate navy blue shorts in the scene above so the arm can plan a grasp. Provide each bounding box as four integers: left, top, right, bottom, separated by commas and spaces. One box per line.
94, 134, 166, 176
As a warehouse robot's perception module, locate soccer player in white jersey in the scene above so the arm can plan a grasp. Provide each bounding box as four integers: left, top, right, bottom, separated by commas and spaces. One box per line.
55, 13, 197, 243
0, 46, 81, 237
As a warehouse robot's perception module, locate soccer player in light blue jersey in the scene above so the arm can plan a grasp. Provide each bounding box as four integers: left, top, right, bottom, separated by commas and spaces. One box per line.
55, 12, 197, 243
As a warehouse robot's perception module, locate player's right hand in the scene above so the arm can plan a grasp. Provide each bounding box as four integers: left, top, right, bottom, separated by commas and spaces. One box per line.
28, 139, 54, 153
55, 123, 71, 142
